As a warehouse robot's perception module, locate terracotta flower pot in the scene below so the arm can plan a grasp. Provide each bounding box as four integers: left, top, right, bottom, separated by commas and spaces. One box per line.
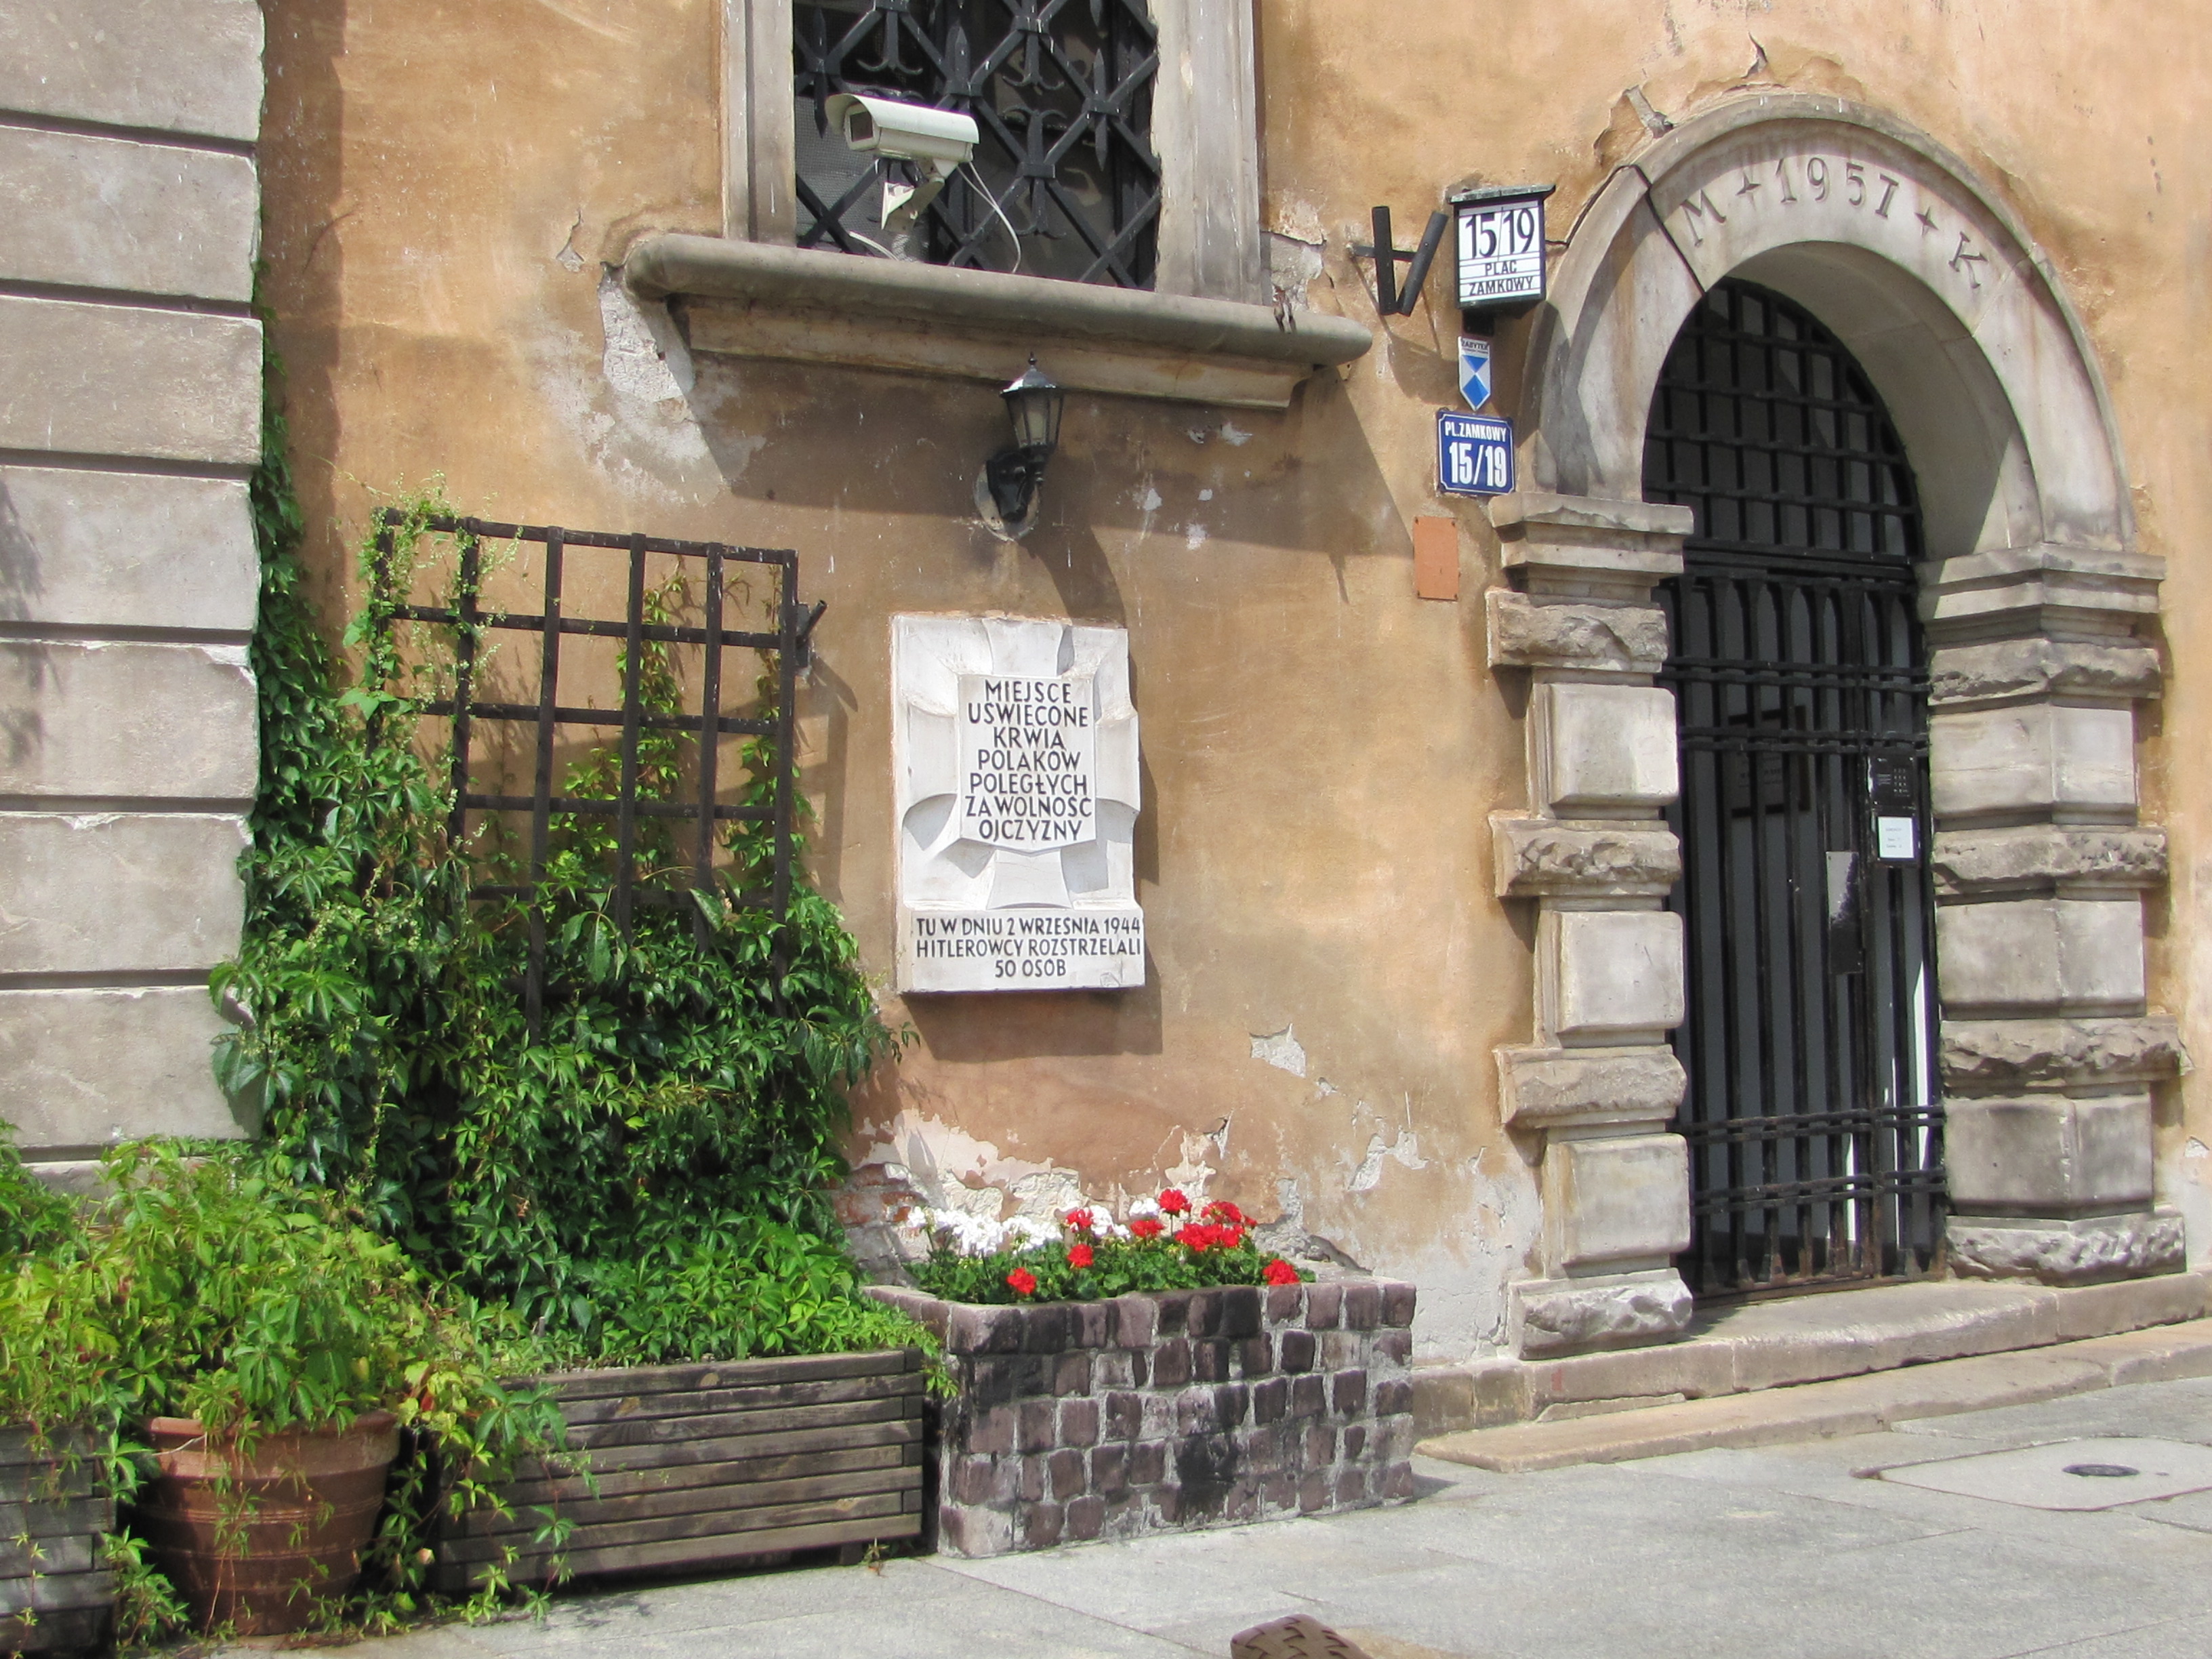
133, 1411, 400, 1635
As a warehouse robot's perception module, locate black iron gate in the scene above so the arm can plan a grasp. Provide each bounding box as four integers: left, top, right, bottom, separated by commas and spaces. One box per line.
1645, 281, 1946, 1298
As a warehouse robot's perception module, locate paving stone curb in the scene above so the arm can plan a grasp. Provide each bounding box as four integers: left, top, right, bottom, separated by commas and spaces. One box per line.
1416, 1317, 2212, 1472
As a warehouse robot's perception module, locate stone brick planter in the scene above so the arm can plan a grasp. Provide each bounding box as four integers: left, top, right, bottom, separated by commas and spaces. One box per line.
432, 1351, 925, 1589
0, 1429, 113, 1654
869, 1279, 1416, 1557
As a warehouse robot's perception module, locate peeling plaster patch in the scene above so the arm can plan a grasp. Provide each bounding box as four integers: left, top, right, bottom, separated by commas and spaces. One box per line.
523, 272, 726, 499
600, 271, 693, 403
1199, 488, 1214, 501
1164, 1129, 1218, 1198
1138, 485, 1164, 512
1251, 1026, 1307, 1077
1314, 1078, 1339, 1099
1187, 427, 1212, 445
1265, 229, 1324, 308
1184, 523, 1208, 551
1348, 1128, 1428, 1193
1219, 422, 1252, 447
859, 1108, 1088, 1221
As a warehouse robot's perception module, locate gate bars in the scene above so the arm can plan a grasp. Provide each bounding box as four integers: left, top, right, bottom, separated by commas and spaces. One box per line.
1646, 280, 1948, 1298
371, 510, 817, 1022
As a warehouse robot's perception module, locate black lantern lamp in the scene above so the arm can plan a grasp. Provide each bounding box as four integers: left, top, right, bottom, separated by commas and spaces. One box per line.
977, 356, 1065, 540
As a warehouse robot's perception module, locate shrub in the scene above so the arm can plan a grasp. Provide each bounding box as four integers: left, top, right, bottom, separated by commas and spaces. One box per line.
212, 486, 905, 1362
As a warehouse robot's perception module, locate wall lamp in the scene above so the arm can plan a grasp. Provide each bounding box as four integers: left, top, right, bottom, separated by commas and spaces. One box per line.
976, 356, 1065, 541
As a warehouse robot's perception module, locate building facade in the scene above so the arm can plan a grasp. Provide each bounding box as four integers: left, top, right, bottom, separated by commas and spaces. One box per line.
8, 1, 2208, 1401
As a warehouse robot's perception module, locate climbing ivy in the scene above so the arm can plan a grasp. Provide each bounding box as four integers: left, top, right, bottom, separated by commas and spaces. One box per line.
213, 348, 905, 1359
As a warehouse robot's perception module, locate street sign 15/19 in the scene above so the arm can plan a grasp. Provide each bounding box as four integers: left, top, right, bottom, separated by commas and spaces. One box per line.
1437, 411, 1515, 497
1455, 189, 1549, 308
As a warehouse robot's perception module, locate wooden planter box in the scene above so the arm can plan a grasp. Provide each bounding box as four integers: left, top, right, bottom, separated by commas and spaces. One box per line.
868, 1279, 1417, 1558
433, 1350, 924, 1589
0, 1429, 113, 1654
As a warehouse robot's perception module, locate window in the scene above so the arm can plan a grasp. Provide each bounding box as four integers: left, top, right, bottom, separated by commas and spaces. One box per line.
792, 1, 1162, 288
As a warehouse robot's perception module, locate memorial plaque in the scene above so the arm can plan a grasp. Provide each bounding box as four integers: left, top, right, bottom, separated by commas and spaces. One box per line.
955, 674, 1097, 850
893, 616, 1143, 994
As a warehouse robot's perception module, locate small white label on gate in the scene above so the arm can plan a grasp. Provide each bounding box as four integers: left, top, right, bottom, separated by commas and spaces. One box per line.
1876, 816, 1917, 861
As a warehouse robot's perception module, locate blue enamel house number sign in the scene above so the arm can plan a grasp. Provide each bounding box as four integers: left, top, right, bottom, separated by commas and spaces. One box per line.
1437, 411, 1515, 496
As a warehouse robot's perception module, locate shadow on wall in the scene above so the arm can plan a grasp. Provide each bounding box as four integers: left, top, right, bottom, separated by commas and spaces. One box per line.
0, 476, 45, 769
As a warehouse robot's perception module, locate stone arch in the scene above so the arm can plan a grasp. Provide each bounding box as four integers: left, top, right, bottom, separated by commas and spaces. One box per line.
1520, 94, 2129, 560
1486, 96, 2180, 1362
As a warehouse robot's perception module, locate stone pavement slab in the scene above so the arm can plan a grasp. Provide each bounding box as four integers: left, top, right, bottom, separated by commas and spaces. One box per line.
276, 1374, 2212, 1659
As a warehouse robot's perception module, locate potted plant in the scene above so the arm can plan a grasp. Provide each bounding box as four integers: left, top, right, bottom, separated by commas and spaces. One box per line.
81, 1144, 562, 1636
0, 1127, 121, 1655
867, 1192, 1418, 1557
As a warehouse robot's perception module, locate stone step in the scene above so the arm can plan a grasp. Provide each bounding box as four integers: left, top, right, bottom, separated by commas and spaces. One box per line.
1414, 1271, 2212, 1433
1417, 1317, 2212, 1473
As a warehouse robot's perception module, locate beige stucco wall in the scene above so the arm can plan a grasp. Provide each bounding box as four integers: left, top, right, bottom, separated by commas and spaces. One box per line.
260, 0, 2212, 1356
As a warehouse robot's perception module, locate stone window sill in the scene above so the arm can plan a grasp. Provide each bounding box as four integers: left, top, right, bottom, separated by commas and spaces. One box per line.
622, 234, 1372, 411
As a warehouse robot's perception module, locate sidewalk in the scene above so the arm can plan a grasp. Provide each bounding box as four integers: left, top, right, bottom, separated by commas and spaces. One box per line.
324, 1374, 2212, 1659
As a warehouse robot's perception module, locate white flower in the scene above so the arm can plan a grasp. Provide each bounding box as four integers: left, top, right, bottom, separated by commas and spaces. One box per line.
1127, 1195, 1161, 1219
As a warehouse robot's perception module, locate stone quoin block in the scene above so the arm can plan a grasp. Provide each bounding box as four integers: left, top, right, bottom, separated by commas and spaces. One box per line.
1496, 1044, 1688, 1130
1508, 1269, 1695, 1358
870, 1281, 1416, 1558
0, 297, 260, 466
0, 0, 266, 140
1941, 1016, 2186, 1094
1539, 908, 1686, 1046
1944, 1094, 2155, 1215
1936, 897, 2145, 1015
1485, 590, 1671, 674
1929, 704, 2137, 819
0, 127, 258, 301
1542, 1132, 1693, 1270
1491, 815, 1683, 899
1929, 824, 2167, 897
1949, 1211, 2185, 1286
1531, 682, 1680, 815
0, 813, 246, 975
1928, 638, 2163, 708
0, 641, 258, 800
0, 986, 249, 1153
0, 468, 258, 634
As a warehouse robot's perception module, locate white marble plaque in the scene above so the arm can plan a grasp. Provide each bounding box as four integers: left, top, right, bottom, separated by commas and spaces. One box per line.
894, 615, 1143, 993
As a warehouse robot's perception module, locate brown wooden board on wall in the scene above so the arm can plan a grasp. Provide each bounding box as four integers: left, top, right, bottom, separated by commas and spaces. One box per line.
1413, 516, 1461, 600
430, 1351, 926, 1590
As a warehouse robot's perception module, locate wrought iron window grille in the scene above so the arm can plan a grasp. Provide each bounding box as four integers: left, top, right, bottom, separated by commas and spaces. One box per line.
794, 0, 1162, 288
370, 511, 818, 1024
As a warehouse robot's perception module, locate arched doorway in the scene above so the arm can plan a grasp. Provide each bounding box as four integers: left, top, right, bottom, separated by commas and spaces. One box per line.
1645, 279, 1944, 1298
1490, 98, 2173, 1361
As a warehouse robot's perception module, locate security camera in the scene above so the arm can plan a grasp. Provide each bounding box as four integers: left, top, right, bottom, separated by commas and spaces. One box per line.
824, 93, 978, 180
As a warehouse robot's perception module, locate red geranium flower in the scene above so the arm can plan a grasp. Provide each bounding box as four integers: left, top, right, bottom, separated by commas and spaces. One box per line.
1202, 1199, 1248, 1227
1067, 1243, 1094, 1269
1176, 1222, 1234, 1252
1006, 1267, 1038, 1296
1064, 1208, 1094, 1233
1263, 1258, 1299, 1286
1129, 1217, 1165, 1240
1158, 1189, 1191, 1216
